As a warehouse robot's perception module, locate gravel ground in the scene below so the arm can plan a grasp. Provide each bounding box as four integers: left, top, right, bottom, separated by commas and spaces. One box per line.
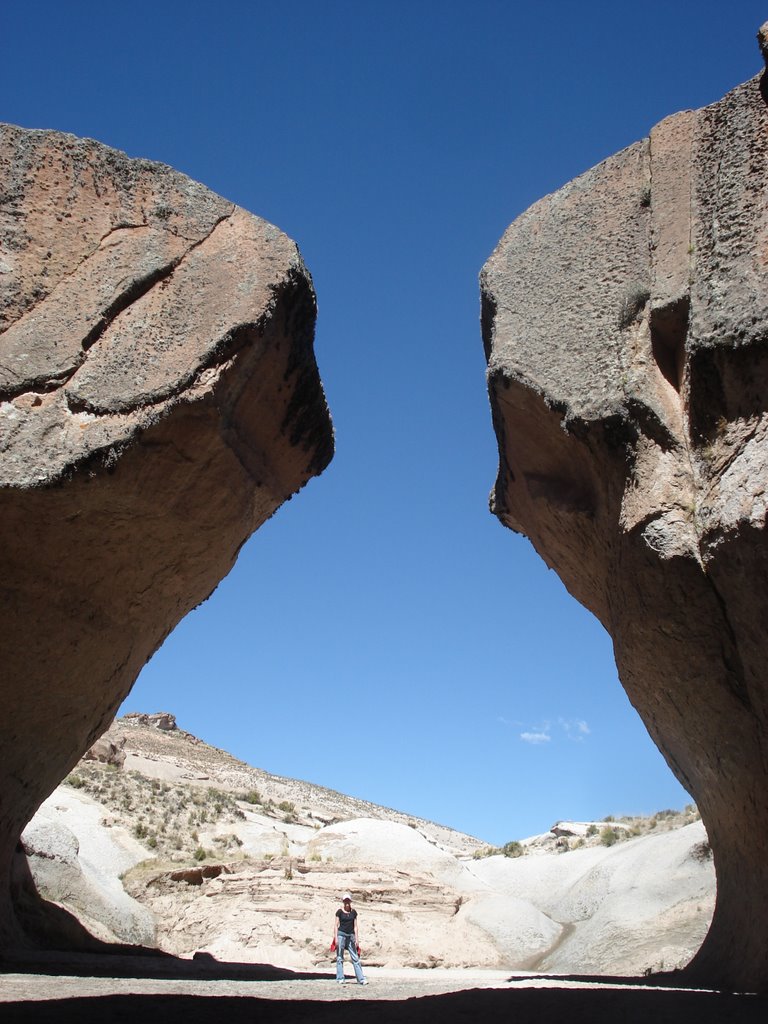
1, 956, 766, 1023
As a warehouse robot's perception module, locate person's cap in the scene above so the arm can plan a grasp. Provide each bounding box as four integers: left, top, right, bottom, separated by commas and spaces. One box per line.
341, 893, 352, 902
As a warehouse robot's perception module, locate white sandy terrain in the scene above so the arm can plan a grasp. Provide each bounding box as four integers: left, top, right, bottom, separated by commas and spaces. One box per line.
22, 788, 155, 945
20, 719, 715, 979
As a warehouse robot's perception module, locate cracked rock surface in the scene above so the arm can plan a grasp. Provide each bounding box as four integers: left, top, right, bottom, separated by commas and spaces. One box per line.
0, 124, 333, 948
482, 44, 768, 993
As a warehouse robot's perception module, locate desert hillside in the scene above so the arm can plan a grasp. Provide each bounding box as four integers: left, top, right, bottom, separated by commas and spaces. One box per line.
22, 714, 715, 977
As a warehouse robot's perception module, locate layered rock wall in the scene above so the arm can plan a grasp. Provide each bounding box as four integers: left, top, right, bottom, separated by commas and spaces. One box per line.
482, 44, 768, 991
0, 125, 333, 946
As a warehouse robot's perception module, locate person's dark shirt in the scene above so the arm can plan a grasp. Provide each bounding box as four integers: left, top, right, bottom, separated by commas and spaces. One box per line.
336, 909, 357, 934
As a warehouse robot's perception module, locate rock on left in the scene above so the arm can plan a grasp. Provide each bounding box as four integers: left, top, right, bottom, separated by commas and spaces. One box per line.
0, 124, 333, 949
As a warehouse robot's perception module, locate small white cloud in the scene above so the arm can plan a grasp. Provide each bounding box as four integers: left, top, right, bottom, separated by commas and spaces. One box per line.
520, 731, 551, 745
559, 717, 591, 741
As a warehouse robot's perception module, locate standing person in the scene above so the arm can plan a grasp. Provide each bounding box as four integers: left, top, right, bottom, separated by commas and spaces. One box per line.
333, 893, 367, 985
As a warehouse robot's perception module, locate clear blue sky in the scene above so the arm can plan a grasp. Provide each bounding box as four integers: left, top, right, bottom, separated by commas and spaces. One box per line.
4, 2, 765, 844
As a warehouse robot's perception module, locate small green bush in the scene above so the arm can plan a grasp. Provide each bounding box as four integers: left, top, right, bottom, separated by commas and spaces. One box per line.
501, 840, 523, 858
600, 827, 619, 847
242, 790, 262, 805
193, 846, 206, 861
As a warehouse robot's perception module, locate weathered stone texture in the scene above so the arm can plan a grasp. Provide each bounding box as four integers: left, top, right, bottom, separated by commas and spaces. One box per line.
482, 52, 768, 993
0, 124, 333, 947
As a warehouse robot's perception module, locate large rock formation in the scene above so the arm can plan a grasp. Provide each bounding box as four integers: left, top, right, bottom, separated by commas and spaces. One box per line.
482, 34, 768, 993
0, 124, 333, 947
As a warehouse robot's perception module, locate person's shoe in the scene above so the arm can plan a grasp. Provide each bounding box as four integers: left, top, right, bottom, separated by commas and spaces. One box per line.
358, 980, 368, 986
337, 980, 346, 985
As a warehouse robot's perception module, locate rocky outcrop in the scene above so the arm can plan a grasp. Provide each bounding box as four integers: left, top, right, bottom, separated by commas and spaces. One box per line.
82, 725, 126, 769
122, 713, 178, 732
482, 31, 768, 992
0, 124, 333, 948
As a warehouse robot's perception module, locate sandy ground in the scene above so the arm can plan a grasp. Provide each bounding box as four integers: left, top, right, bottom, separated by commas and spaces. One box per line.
1, 956, 767, 1023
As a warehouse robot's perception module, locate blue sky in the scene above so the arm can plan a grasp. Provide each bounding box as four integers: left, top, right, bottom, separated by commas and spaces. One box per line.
4, 2, 765, 844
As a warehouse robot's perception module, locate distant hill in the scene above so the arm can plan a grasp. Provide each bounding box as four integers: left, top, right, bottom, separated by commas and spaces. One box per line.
22, 713, 715, 976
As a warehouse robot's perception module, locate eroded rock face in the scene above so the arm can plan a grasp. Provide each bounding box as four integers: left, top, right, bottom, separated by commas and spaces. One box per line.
82, 724, 126, 769
482, 45, 768, 992
0, 124, 333, 946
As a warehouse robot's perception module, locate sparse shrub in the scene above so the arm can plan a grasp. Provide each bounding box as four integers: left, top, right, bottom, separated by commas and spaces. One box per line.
691, 841, 712, 862
278, 801, 295, 814
147, 835, 158, 849
600, 827, 619, 847
586, 825, 598, 837
193, 846, 206, 861
134, 822, 148, 839
242, 790, 262, 805
66, 774, 85, 789
501, 840, 523, 858
618, 284, 650, 330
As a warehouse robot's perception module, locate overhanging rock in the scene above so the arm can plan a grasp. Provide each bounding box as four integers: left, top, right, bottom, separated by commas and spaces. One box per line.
482, 30, 768, 993
0, 124, 333, 947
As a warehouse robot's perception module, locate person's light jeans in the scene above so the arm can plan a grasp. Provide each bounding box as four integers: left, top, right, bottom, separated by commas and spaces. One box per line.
336, 932, 365, 983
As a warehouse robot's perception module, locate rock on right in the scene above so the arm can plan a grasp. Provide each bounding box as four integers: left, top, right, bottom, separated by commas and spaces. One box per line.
481, 23, 768, 995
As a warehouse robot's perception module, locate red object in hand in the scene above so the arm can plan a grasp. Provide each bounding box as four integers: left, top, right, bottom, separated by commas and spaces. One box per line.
330, 939, 337, 952
357, 946, 362, 956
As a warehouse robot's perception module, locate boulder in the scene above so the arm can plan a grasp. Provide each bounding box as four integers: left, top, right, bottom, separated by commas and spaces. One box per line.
21, 809, 155, 946
481, 31, 768, 992
0, 124, 333, 947
82, 723, 126, 768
